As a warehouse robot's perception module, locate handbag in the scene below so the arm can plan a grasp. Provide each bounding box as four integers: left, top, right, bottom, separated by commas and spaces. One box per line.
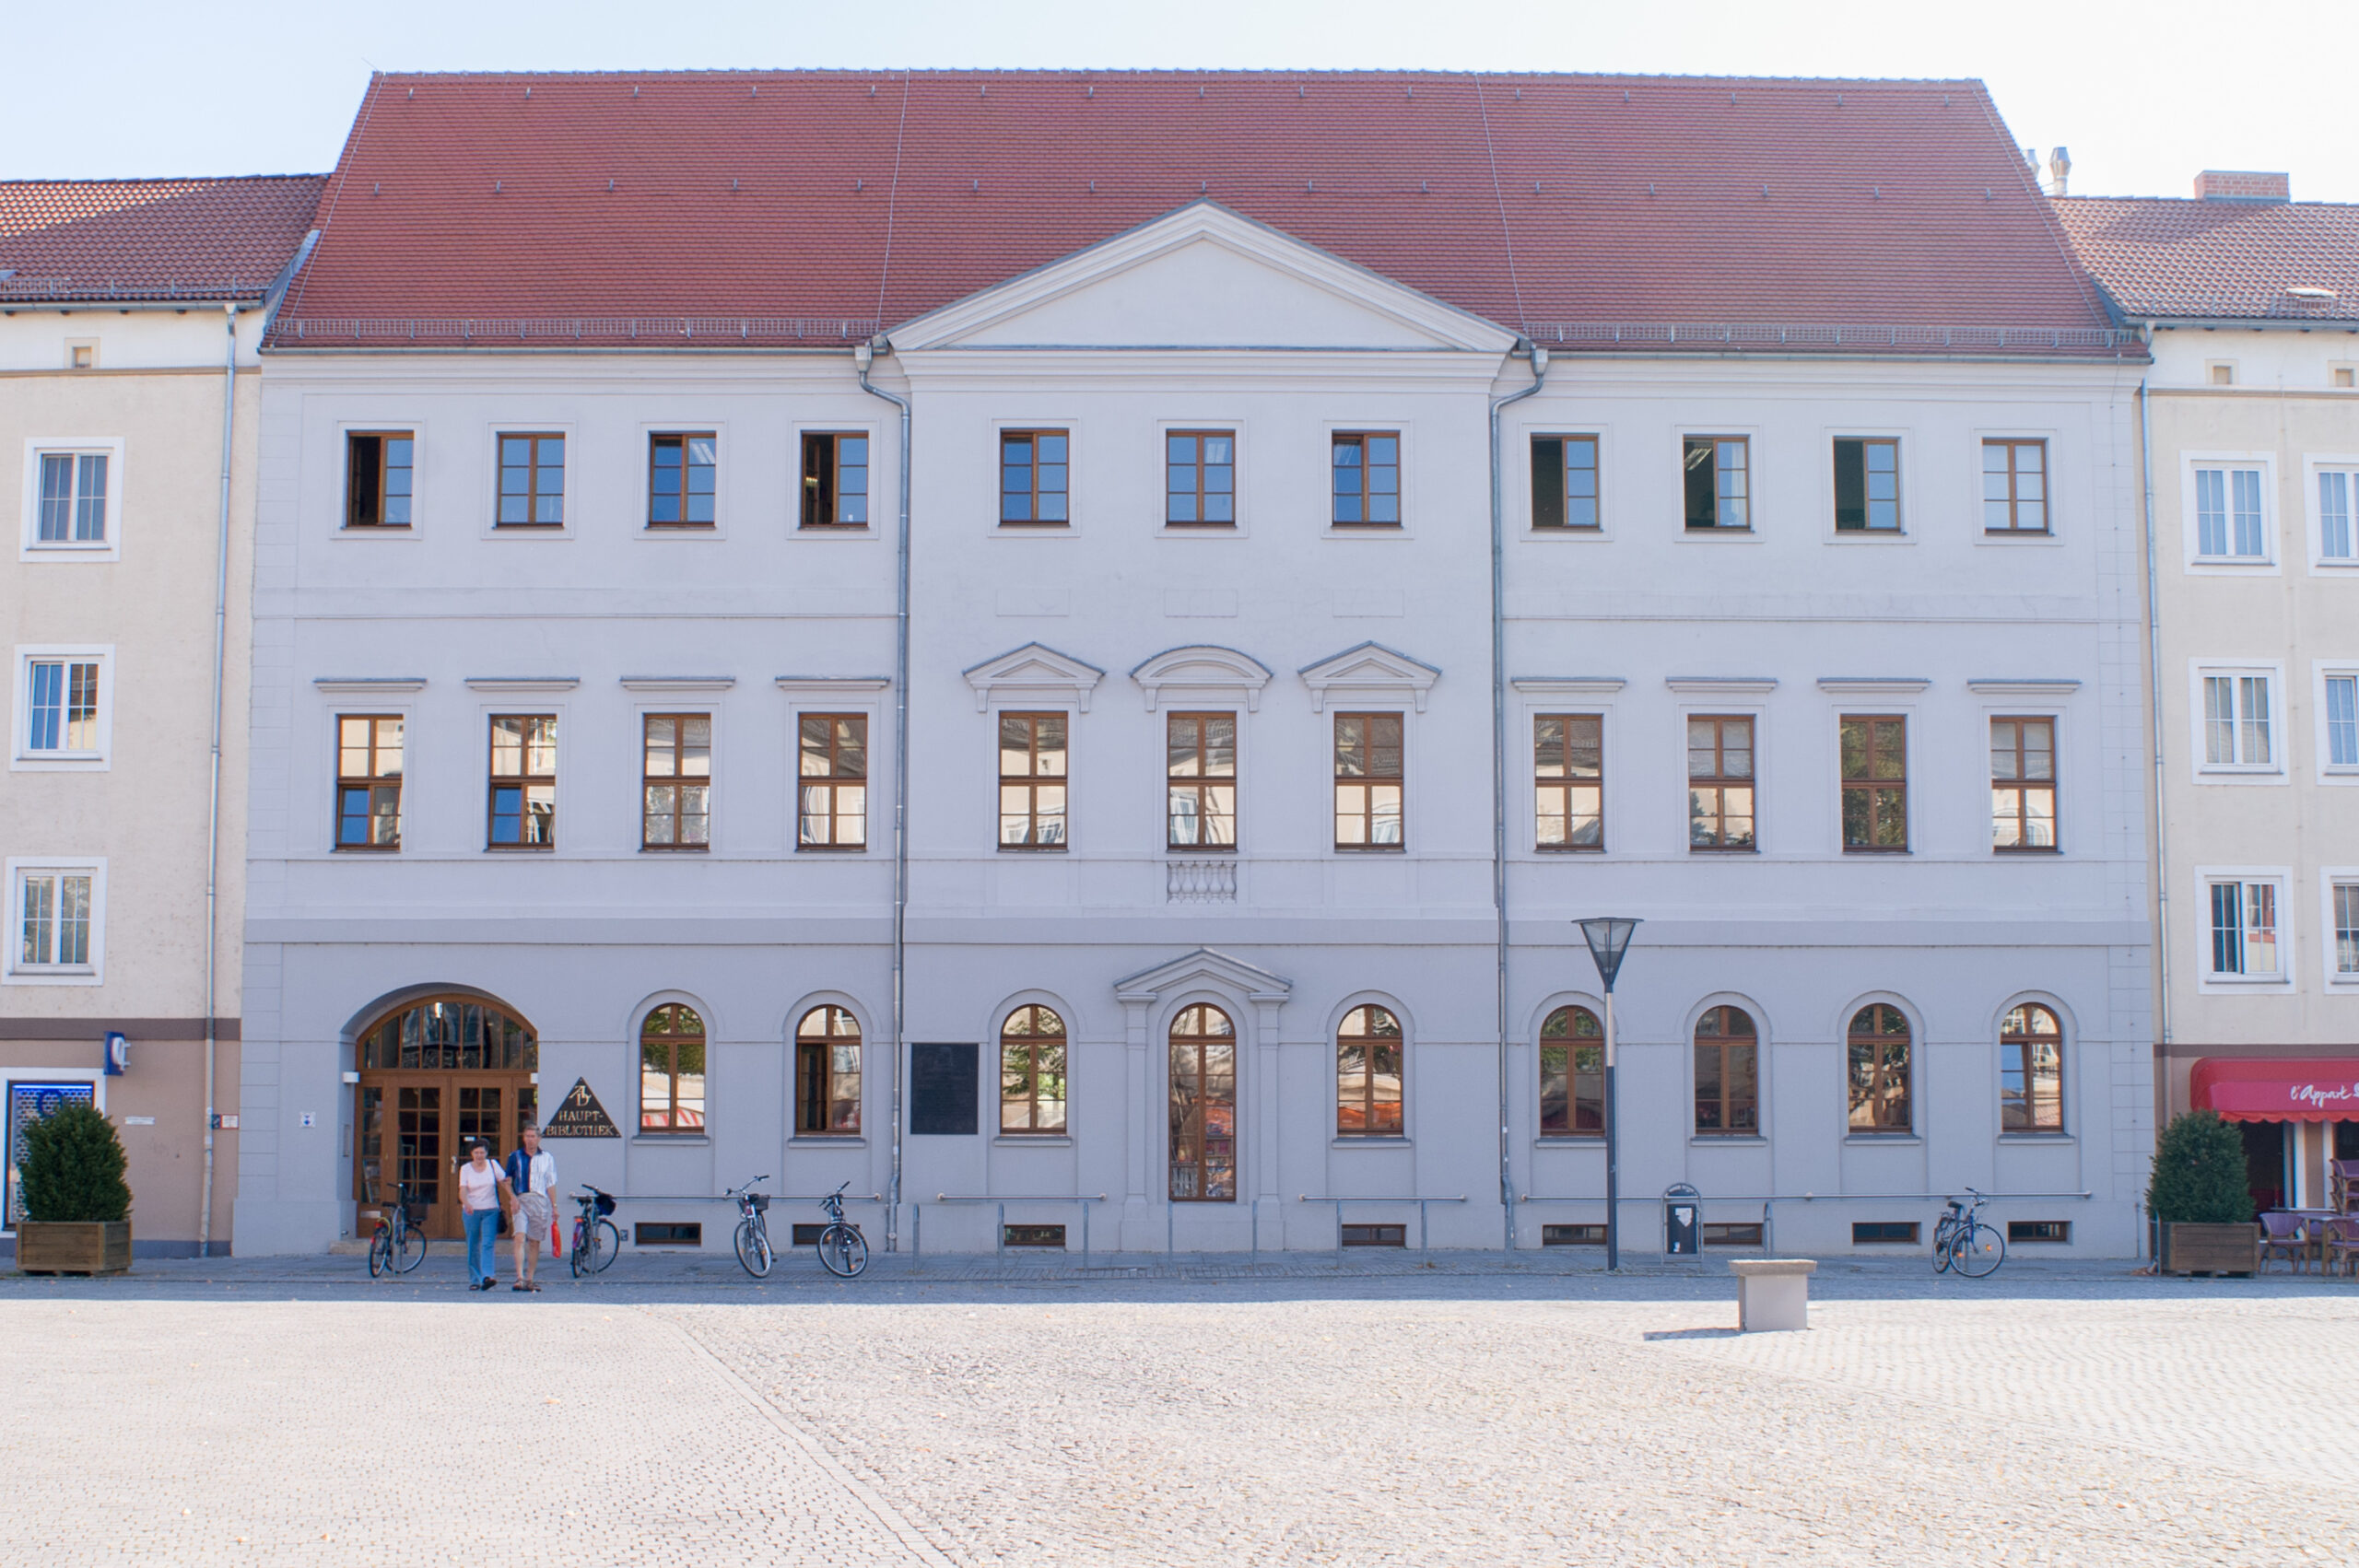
550, 1216, 563, 1259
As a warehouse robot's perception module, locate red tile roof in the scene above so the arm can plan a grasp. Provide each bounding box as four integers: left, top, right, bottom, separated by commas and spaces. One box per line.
273, 71, 2127, 356
0, 176, 327, 305
2052, 194, 2359, 324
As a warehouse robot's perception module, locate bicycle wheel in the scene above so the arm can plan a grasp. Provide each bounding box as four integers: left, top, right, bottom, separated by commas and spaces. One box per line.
734, 1218, 773, 1279
1930, 1221, 1956, 1273
817, 1223, 868, 1278
368, 1224, 393, 1279
1955, 1222, 2007, 1278
394, 1225, 428, 1274
588, 1218, 623, 1274
569, 1219, 589, 1279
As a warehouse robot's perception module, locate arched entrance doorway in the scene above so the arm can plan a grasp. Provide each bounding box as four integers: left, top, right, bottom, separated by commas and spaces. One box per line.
351, 995, 538, 1240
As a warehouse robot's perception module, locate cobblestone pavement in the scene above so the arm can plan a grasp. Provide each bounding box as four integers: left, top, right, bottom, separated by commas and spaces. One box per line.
3, 1258, 2354, 1565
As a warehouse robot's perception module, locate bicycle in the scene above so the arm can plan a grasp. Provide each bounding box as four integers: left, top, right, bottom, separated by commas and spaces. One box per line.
728, 1176, 774, 1278
569, 1186, 622, 1278
366, 1182, 429, 1278
1932, 1188, 2007, 1278
814, 1181, 869, 1278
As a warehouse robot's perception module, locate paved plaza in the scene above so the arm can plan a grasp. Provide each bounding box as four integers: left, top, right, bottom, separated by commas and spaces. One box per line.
2, 1255, 2353, 1564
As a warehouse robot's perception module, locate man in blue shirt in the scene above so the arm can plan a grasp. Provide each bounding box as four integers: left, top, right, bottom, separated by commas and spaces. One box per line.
501, 1126, 557, 1292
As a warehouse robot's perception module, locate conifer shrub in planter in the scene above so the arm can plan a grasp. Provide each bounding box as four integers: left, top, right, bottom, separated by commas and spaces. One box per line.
2148, 1108, 2257, 1275
16, 1104, 132, 1275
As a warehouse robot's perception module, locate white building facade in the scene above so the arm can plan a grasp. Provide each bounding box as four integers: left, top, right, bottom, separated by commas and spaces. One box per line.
237, 72, 2155, 1257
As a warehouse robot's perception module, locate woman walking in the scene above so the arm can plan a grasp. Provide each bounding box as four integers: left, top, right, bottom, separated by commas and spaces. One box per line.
457, 1141, 502, 1291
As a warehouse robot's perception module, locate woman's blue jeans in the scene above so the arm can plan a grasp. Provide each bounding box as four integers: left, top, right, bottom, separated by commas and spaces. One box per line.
464, 1207, 500, 1285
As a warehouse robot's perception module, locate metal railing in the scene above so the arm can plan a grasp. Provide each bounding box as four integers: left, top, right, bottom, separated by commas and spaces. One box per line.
1299, 1194, 1469, 1253
1519, 1190, 2096, 1257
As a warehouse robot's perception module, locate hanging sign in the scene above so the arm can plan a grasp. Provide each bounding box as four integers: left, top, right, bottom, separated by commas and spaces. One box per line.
544, 1077, 620, 1138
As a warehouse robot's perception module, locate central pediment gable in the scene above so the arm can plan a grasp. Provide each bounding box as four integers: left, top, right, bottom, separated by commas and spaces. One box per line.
892, 202, 1516, 355
1114, 946, 1292, 1003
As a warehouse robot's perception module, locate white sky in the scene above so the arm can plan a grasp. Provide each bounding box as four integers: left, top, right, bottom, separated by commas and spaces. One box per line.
8, 0, 2356, 203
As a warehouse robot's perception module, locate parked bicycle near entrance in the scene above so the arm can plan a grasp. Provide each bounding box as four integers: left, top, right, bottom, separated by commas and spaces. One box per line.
569, 1185, 621, 1278
1933, 1188, 2007, 1278
814, 1180, 868, 1278
366, 1181, 428, 1277
727, 1176, 773, 1278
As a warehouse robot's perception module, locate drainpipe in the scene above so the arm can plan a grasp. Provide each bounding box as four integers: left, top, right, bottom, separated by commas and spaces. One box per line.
856, 337, 911, 1253
198, 303, 240, 1258
2137, 340, 2171, 1256
1488, 341, 1547, 1250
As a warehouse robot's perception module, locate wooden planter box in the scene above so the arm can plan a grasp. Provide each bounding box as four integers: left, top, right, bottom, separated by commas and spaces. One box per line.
17, 1221, 131, 1276
2163, 1221, 2257, 1276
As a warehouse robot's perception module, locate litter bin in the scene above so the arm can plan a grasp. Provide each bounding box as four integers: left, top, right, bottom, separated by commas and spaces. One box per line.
1664, 1183, 1702, 1258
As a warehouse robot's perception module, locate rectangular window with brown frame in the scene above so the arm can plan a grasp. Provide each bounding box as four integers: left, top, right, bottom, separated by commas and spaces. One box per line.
1683, 436, 1749, 530
496, 433, 565, 527
345, 431, 414, 528
798, 714, 867, 849
1000, 429, 1070, 525
1833, 438, 1900, 532
1687, 716, 1755, 850
1840, 716, 1908, 852
998, 712, 1068, 848
335, 715, 405, 850
800, 432, 869, 527
1331, 432, 1401, 526
647, 433, 717, 527
487, 714, 557, 849
1535, 714, 1603, 850
1991, 717, 2058, 852
1333, 712, 1404, 850
1530, 434, 1600, 530
1164, 430, 1235, 526
1167, 712, 1236, 849
1982, 439, 2048, 533
641, 714, 711, 849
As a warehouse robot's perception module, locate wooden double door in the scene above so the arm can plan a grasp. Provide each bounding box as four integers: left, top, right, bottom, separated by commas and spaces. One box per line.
354, 1072, 538, 1239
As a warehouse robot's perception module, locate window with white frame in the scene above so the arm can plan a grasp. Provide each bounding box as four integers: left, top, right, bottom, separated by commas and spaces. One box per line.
2327, 673, 2359, 770
2200, 672, 2274, 770
2333, 881, 2359, 978
2207, 878, 2283, 978
9, 863, 100, 980
16, 650, 108, 766
2319, 469, 2358, 563
2193, 463, 2269, 560
21, 441, 122, 556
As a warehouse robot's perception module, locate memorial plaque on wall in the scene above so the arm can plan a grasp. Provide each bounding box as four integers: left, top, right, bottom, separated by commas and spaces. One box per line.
910, 1042, 978, 1135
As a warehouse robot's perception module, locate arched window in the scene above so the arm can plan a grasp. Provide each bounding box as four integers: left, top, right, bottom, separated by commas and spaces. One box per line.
2001, 1004, 2064, 1131
1000, 1005, 1069, 1134
1694, 1005, 1759, 1135
1539, 1005, 1603, 1136
357, 996, 537, 1072
640, 1003, 706, 1133
1168, 1003, 1236, 1201
1335, 1004, 1403, 1136
795, 1006, 863, 1135
1847, 1003, 1912, 1133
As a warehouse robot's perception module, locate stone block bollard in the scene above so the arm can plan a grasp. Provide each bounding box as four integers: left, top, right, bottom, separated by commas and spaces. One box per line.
1730, 1258, 1817, 1331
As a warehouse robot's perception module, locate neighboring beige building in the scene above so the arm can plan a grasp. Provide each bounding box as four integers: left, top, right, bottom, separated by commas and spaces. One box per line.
1, 178, 321, 1254
2060, 173, 2359, 1214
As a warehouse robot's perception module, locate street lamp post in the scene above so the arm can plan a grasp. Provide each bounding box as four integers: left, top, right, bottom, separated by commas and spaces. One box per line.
1577, 918, 1641, 1272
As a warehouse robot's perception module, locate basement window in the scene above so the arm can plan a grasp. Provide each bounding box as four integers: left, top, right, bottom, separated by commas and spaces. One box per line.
1852, 1221, 1920, 1245
2009, 1220, 2071, 1244
1542, 1223, 1605, 1246
1003, 1224, 1067, 1249
1340, 1223, 1406, 1247
633, 1222, 701, 1246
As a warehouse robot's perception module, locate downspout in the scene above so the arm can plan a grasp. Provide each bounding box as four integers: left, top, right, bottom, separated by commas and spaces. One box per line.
199, 303, 239, 1257
1488, 341, 1547, 1250
856, 337, 911, 1252
2137, 339, 2171, 1253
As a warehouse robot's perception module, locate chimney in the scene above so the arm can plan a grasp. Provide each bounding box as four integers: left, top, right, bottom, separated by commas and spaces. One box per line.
2194, 170, 2291, 203
2048, 146, 2071, 196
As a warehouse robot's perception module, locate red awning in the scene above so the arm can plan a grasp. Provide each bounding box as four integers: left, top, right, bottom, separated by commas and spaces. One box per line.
2190, 1058, 2359, 1122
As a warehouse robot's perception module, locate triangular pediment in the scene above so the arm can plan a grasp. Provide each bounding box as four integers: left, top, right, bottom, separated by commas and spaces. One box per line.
1297, 641, 1442, 712
1114, 946, 1292, 1003
962, 642, 1106, 711
891, 202, 1517, 354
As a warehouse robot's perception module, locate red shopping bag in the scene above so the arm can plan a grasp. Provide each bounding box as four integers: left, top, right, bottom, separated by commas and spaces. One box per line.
550, 1218, 562, 1259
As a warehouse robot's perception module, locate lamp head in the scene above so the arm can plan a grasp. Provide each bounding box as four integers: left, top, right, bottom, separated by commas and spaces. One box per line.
1576, 917, 1642, 992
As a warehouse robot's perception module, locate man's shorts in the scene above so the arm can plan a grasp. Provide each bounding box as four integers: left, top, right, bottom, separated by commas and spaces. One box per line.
513, 1189, 552, 1250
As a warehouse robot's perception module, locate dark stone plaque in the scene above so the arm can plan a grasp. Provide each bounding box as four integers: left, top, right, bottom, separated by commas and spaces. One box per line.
543, 1076, 620, 1139
910, 1042, 978, 1135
